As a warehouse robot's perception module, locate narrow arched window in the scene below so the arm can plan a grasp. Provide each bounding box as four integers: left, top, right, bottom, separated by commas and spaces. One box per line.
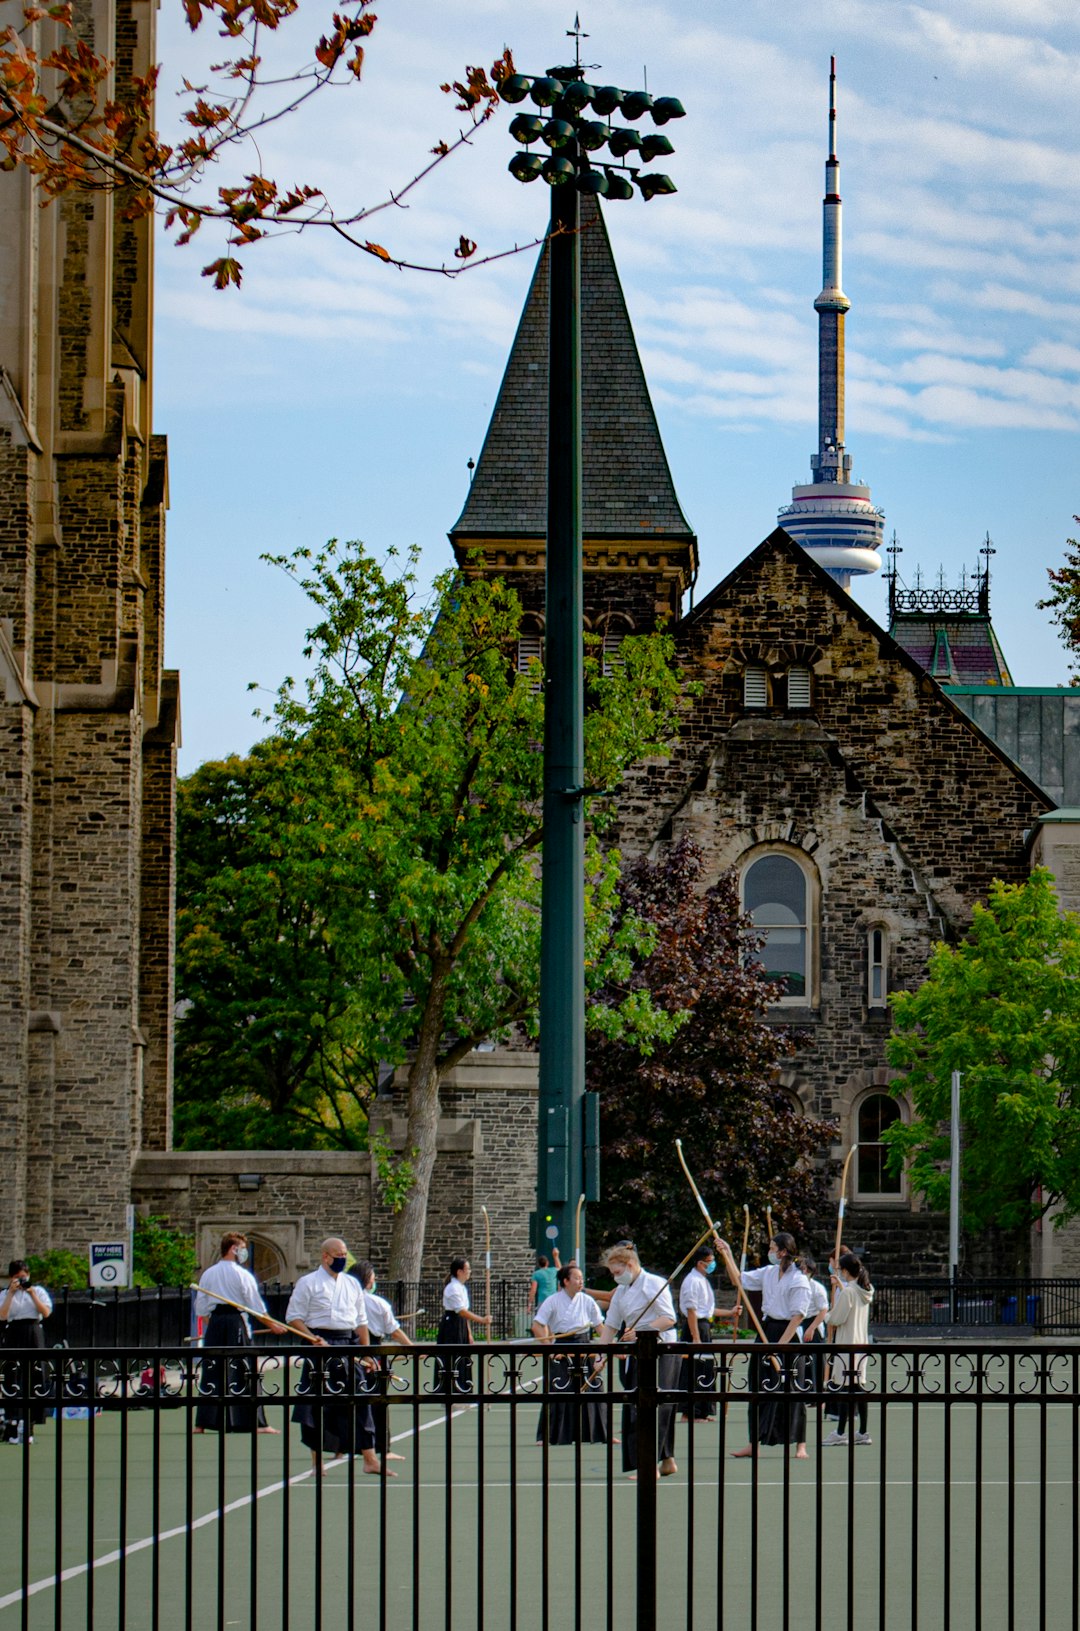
787, 664, 812, 709
601, 627, 626, 676
856, 1094, 902, 1195
868, 927, 888, 1008
516, 628, 543, 692
744, 854, 808, 999
743, 665, 768, 709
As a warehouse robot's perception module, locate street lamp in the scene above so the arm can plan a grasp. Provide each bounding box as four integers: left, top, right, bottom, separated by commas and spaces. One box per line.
502, 58, 682, 1275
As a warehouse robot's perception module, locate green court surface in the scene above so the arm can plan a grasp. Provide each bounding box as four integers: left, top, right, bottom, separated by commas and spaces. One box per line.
1, 1367, 1078, 1631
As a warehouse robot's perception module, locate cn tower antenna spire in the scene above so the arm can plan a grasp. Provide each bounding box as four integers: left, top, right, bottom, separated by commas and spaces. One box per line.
776, 57, 883, 591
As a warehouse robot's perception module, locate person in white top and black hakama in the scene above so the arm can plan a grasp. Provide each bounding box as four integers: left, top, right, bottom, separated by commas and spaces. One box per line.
355, 1260, 412, 1461
193, 1232, 285, 1434
596, 1243, 680, 1479
795, 1254, 830, 1458
0, 1260, 52, 1445
678, 1242, 728, 1423
435, 1259, 491, 1395
532, 1263, 607, 1446
730, 1232, 812, 1459
286, 1238, 390, 1477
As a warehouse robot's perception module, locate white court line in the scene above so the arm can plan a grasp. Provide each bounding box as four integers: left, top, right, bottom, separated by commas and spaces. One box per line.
0, 1406, 474, 1612
297, 1475, 1080, 1493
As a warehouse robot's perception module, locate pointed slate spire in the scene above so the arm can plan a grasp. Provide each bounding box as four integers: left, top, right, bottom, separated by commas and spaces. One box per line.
450, 195, 696, 618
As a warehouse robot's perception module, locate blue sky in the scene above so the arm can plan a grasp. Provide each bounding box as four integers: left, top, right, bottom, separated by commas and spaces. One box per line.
152, 0, 1080, 772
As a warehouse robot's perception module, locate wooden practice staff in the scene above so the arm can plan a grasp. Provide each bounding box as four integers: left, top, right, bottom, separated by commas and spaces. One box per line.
673, 1141, 780, 1370
190, 1284, 317, 1345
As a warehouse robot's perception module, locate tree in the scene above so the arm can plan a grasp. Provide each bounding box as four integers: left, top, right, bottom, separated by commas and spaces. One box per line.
175, 742, 400, 1150
177, 539, 684, 1279
885, 868, 1080, 1256
586, 839, 839, 1271
0, 1, 516, 285
1038, 520, 1080, 684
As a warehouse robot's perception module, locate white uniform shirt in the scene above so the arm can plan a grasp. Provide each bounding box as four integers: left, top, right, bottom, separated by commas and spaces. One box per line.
195, 1259, 266, 1334
534, 1289, 603, 1335
286, 1266, 368, 1333
363, 1289, 400, 1340
806, 1278, 829, 1319
443, 1278, 470, 1313
604, 1270, 677, 1343
2, 1284, 52, 1322
741, 1263, 812, 1322
679, 1267, 716, 1321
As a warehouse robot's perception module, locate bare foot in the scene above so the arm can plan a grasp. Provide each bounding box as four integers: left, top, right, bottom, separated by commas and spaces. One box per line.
729, 1446, 755, 1459
659, 1457, 678, 1477
795, 1446, 809, 1460
257, 1426, 281, 1435
193, 1427, 205, 1435
386, 1451, 406, 1461
363, 1463, 398, 1478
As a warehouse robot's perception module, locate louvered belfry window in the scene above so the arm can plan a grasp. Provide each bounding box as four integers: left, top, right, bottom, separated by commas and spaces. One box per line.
787, 664, 812, 709
743, 665, 768, 709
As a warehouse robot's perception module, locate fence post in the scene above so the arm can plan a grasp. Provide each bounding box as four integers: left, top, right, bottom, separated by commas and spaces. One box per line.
635, 1330, 659, 1631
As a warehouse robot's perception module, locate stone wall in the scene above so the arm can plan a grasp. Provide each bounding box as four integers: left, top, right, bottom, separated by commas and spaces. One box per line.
134, 1050, 541, 1283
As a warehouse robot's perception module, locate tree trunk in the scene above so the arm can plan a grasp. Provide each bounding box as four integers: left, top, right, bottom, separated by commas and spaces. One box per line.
386, 980, 447, 1283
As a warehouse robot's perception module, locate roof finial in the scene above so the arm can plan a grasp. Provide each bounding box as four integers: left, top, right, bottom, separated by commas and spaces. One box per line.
567, 14, 588, 69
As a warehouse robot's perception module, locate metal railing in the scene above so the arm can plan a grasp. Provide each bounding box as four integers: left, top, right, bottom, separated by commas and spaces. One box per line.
2, 1336, 1079, 1630
870, 1277, 1080, 1333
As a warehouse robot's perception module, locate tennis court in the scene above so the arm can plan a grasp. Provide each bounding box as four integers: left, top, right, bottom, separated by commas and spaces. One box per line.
2, 1341, 1077, 1630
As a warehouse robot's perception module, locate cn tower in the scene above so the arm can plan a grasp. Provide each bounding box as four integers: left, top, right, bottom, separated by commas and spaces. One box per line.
778, 58, 883, 589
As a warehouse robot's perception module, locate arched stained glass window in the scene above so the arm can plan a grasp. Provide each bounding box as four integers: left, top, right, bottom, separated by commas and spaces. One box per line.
744, 854, 808, 999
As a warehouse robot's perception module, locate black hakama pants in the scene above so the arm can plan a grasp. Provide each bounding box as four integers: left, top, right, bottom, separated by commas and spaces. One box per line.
619, 1349, 680, 1472
194, 1307, 269, 1433
0, 1319, 47, 1439
679, 1317, 716, 1420
537, 1334, 608, 1446
291, 1329, 376, 1457
435, 1310, 473, 1395
748, 1315, 807, 1447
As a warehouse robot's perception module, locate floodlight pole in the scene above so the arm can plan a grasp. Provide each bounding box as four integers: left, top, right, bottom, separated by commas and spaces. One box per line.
536, 111, 586, 1273
949, 1069, 962, 1322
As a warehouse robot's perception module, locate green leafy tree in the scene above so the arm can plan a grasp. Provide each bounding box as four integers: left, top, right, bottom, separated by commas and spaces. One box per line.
133, 1216, 199, 1287
178, 539, 684, 1279
885, 868, 1080, 1255
175, 742, 400, 1150
587, 839, 838, 1271
1038, 519, 1080, 683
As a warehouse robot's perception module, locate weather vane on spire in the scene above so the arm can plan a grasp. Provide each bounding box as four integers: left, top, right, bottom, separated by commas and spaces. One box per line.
567, 13, 588, 68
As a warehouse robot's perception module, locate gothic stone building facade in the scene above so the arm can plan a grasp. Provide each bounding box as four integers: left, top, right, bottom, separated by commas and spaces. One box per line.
0, 0, 178, 1262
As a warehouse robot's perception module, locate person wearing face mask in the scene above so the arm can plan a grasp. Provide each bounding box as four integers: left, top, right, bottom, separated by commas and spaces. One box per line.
730, 1231, 813, 1459
193, 1233, 286, 1434
596, 1243, 680, 1479
678, 1243, 723, 1423
531, 1262, 607, 1445
287, 1238, 388, 1475
822, 1252, 875, 1446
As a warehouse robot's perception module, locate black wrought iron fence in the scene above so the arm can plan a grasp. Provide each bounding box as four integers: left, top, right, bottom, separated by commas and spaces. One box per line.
2, 1336, 1078, 1630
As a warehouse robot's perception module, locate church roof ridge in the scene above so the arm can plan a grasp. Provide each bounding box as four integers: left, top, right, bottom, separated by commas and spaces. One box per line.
679, 526, 1052, 811
449, 195, 695, 551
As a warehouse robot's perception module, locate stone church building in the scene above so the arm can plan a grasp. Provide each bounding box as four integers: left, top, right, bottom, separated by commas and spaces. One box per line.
0, 0, 178, 1265
4, 37, 1079, 1281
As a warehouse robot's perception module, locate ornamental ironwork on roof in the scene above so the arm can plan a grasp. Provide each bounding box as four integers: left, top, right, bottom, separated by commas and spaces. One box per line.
449, 194, 695, 549
886, 534, 1013, 687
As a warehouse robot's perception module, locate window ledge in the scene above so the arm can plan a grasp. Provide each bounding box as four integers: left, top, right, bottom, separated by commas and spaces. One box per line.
766, 1006, 819, 1025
